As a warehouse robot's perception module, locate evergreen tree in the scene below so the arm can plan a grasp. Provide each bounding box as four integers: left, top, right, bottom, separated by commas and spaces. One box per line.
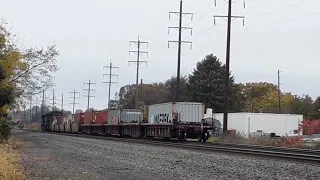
186, 54, 236, 112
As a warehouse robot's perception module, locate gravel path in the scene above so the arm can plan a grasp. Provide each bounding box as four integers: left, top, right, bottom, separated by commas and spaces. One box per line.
13, 130, 320, 180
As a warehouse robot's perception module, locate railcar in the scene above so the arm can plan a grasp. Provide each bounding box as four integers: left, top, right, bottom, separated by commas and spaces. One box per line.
41, 102, 215, 142
41, 113, 213, 142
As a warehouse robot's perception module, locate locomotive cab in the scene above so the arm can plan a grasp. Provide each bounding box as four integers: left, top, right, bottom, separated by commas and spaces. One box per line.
41, 111, 63, 131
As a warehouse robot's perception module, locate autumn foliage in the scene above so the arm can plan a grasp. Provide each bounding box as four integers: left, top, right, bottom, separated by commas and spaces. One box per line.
298, 119, 320, 135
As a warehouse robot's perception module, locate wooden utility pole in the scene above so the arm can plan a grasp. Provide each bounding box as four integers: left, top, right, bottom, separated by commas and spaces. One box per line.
278, 70, 281, 114
168, 0, 193, 102
213, 0, 245, 133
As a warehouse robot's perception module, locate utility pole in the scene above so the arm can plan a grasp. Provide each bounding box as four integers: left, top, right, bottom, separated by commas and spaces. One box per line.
168, 0, 193, 102
35, 97, 38, 123
69, 89, 80, 119
128, 36, 149, 109
278, 70, 281, 114
103, 59, 119, 109
29, 95, 32, 124
60, 94, 67, 111
50, 89, 59, 109
41, 89, 45, 115
213, 0, 245, 133
83, 80, 96, 110
23, 104, 26, 123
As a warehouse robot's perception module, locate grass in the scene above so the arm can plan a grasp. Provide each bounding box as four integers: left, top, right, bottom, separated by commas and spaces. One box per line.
0, 139, 26, 180
25, 123, 41, 131
208, 133, 320, 149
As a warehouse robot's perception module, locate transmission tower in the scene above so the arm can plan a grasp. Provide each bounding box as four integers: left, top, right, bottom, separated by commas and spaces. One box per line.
50, 89, 59, 109
83, 80, 96, 110
128, 36, 149, 109
69, 89, 80, 115
168, 0, 193, 102
60, 94, 68, 111
213, 0, 245, 133
103, 58, 119, 109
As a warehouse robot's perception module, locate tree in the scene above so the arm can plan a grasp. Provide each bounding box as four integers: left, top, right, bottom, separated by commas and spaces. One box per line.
310, 97, 320, 119
186, 54, 236, 112
164, 75, 188, 102
118, 83, 169, 109
0, 21, 59, 140
288, 95, 314, 117
238, 82, 298, 113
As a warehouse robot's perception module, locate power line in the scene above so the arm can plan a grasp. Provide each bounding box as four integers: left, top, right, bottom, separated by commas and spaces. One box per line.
246, 0, 296, 9
69, 89, 80, 115
128, 36, 149, 109
213, 0, 245, 134
168, 0, 193, 102
103, 58, 119, 109
246, 11, 320, 27
83, 80, 96, 110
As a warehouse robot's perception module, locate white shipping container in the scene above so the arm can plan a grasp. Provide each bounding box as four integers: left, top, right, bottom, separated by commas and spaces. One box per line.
148, 102, 205, 124
211, 113, 303, 137
107, 109, 142, 124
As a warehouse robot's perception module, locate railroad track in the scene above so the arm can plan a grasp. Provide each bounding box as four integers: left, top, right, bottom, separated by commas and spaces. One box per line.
17, 129, 320, 165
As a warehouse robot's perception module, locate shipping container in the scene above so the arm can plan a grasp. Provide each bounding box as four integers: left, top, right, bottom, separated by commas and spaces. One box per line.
93, 111, 108, 124
74, 113, 84, 124
121, 109, 142, 123
148, 102, 205, 124
84, 111, 108, 125
107, 109, 142, 124
209, 112, 303, 137
108, 110, 121, 125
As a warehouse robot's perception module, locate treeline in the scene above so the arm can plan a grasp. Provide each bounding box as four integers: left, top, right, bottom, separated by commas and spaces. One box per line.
111, 54, 320, 120
0, 21, 59, 141
12, 105, 72, 124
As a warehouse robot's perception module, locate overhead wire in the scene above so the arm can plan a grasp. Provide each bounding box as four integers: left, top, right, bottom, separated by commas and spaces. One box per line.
157, 0, 315, 56
246, 0, 294, 9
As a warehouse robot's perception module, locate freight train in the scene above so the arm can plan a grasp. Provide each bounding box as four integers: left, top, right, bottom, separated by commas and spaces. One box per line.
41, 102, 215, 142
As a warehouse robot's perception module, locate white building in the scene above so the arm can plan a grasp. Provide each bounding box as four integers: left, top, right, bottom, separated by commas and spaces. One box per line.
204, 109, 303, 137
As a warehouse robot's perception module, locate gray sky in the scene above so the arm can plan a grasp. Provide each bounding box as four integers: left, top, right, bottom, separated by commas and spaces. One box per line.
1, 0, 319, 111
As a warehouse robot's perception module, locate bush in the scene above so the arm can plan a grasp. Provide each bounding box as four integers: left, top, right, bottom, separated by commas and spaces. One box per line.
0, 118, 12, 143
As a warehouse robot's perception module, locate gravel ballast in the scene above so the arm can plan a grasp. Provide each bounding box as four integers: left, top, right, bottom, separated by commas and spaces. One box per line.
13, 130, 320, 180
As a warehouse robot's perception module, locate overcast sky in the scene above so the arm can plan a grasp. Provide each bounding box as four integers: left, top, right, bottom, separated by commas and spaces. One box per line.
1, 0, 319, 111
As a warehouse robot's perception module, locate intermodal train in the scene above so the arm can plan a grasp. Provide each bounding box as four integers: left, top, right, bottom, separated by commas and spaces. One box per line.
41, 102, 215, 142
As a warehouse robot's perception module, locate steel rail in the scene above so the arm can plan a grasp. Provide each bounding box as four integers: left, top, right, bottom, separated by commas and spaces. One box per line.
17, 129, 320, 164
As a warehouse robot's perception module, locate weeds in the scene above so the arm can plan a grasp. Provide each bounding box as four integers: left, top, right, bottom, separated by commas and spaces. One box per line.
25, 123, 41, 131
0, 139, 26, 180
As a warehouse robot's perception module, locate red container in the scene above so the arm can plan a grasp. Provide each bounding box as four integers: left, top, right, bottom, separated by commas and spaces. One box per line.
84, 111, 108, 124
93, 111, 108, 124
74, 113, 84, 124
84, 112, 93, 124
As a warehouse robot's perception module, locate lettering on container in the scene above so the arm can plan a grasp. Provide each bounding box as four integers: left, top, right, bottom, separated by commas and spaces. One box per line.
154, 113, 171, 123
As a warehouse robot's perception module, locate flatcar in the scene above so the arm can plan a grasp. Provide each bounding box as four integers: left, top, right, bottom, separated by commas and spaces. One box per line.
41, 110, 214, 142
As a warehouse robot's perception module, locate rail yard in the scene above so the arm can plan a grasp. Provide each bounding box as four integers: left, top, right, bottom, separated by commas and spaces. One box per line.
14, 129, 320, 180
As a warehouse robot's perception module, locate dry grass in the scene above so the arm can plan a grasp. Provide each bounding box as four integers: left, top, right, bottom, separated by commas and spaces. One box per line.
25, 123, 41, 131
0, 139, 26, 180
